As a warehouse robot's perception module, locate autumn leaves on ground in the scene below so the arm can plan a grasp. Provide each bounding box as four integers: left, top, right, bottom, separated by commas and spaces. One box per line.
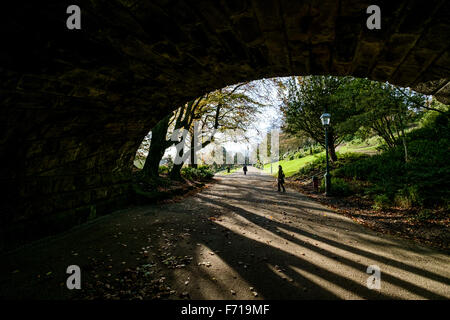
1, 167, 449, 300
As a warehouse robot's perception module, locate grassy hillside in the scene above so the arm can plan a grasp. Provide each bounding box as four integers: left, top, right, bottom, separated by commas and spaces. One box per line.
336, 136, 381, 155
215, 166, 242, 175
274, 112, 449, 211
264, 138, 380, 177
263, 153, 324, 177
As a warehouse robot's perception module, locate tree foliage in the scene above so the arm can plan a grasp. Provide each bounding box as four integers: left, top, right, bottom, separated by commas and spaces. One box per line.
281, 75, 430, 162
281, 76, 362, 161
340, 79, 426, 149
141, 81, 264, 180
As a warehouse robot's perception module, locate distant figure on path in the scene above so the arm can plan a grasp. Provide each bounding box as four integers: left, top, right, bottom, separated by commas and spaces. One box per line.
243, 165, 248, 175
227, 166, 231, 173
278, 165, 286, 192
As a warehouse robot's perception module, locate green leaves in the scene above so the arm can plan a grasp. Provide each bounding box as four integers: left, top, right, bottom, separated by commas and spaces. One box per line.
281, 76, 429, 158
282, 75, 364, 151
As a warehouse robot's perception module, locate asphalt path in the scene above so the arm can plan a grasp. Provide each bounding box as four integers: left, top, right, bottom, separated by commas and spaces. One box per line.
1, 166, 449, 299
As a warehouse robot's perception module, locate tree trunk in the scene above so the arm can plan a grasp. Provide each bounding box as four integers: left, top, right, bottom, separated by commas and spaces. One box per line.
327, 127, 338, 162
402, 136, 408, 163
170, 163, 183, 180
329, 144, 338, 162
170, 145, 185, 180
400, 123, 408, 163
142, 115, 171, 178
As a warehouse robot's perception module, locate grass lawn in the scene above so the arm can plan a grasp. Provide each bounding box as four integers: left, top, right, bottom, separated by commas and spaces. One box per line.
215, 166, 243, 175
263, 153, 324, 177
337, 144, 379, 154
337, 137, 381, 155
264, 138, 381, 177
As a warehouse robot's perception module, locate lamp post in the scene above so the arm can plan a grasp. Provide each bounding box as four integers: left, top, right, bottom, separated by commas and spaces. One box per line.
320, 112, 331, 196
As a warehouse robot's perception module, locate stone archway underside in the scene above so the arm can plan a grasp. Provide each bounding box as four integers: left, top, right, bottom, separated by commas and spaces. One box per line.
1, 0, 449, 248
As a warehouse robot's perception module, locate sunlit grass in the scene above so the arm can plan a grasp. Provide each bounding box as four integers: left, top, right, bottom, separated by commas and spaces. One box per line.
337, 137, 381, 155
215, 166, 243, 175
264, 138, 381, 177
263, 153, 324, 177
337, 144, 379, 154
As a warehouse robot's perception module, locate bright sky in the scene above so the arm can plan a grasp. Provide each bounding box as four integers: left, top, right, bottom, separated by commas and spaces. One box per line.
220, 78, 284, 154
163, 77, 286, 160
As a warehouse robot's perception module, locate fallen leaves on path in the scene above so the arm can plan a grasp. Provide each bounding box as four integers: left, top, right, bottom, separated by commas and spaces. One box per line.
286, 179, 449, 251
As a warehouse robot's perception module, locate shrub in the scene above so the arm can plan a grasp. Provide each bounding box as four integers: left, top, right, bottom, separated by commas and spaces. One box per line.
413, 209, 434, 222
294, 150, 305, 159
393, 191, 412, 208
181, 165, 214, 180
373, 194, 391, 210
297, 152, 367, 179
334, 113, 450, 209
297, 154, 326, 176
319, 177, 353, 196
158, 166, 169, 175
333, 150, 404, 182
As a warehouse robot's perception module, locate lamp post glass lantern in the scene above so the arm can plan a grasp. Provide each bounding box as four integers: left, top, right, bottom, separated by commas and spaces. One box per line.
321, 112, 331, 196
320, 113, 331, 126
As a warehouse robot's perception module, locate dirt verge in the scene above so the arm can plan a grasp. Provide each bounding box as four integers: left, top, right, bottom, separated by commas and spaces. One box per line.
286, 179, 449, 252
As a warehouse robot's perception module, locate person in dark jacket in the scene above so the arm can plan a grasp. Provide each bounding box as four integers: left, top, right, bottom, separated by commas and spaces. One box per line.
278, 165, 286, 192
243, 165, 248, 175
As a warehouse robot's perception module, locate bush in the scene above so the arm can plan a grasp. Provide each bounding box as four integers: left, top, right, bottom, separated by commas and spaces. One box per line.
158, 166, 169, 175
297, 154, 326, 177
393, 191, 412, 208
296, 152, 367, 179
319, 177, 353, 196
333, 113, 450, 209
333, 149, 404, 182
413, 209, 434, 222
294, 150, 305, 159
373, 194, 391, 210
181, 165, 214, 180
310, 145, 324, 155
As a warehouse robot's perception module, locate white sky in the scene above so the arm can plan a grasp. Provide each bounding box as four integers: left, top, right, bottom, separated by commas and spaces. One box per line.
221, 78, 284, 154
163, 78, 285, 159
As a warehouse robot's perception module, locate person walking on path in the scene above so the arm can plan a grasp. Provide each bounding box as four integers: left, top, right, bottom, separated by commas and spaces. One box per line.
278, 165, 286, 192
243, 165, 248, 175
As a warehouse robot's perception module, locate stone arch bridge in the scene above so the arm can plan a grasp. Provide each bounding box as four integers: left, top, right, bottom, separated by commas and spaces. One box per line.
1, 0, 449, 249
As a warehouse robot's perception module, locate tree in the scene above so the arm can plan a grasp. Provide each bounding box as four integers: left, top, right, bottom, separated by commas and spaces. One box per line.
169, 95, 207, 180
141, 114, 171, 178
281, 76, 362, 161
140, 81, 261, 181
169, 82, 263, 179
340, 79, 427, 162
281, 76, 430, 163
141, 95, 205, 179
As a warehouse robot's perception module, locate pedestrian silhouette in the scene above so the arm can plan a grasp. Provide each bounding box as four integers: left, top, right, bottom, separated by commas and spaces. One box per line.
243, 165, 248, 175
277, 165, 286, 192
